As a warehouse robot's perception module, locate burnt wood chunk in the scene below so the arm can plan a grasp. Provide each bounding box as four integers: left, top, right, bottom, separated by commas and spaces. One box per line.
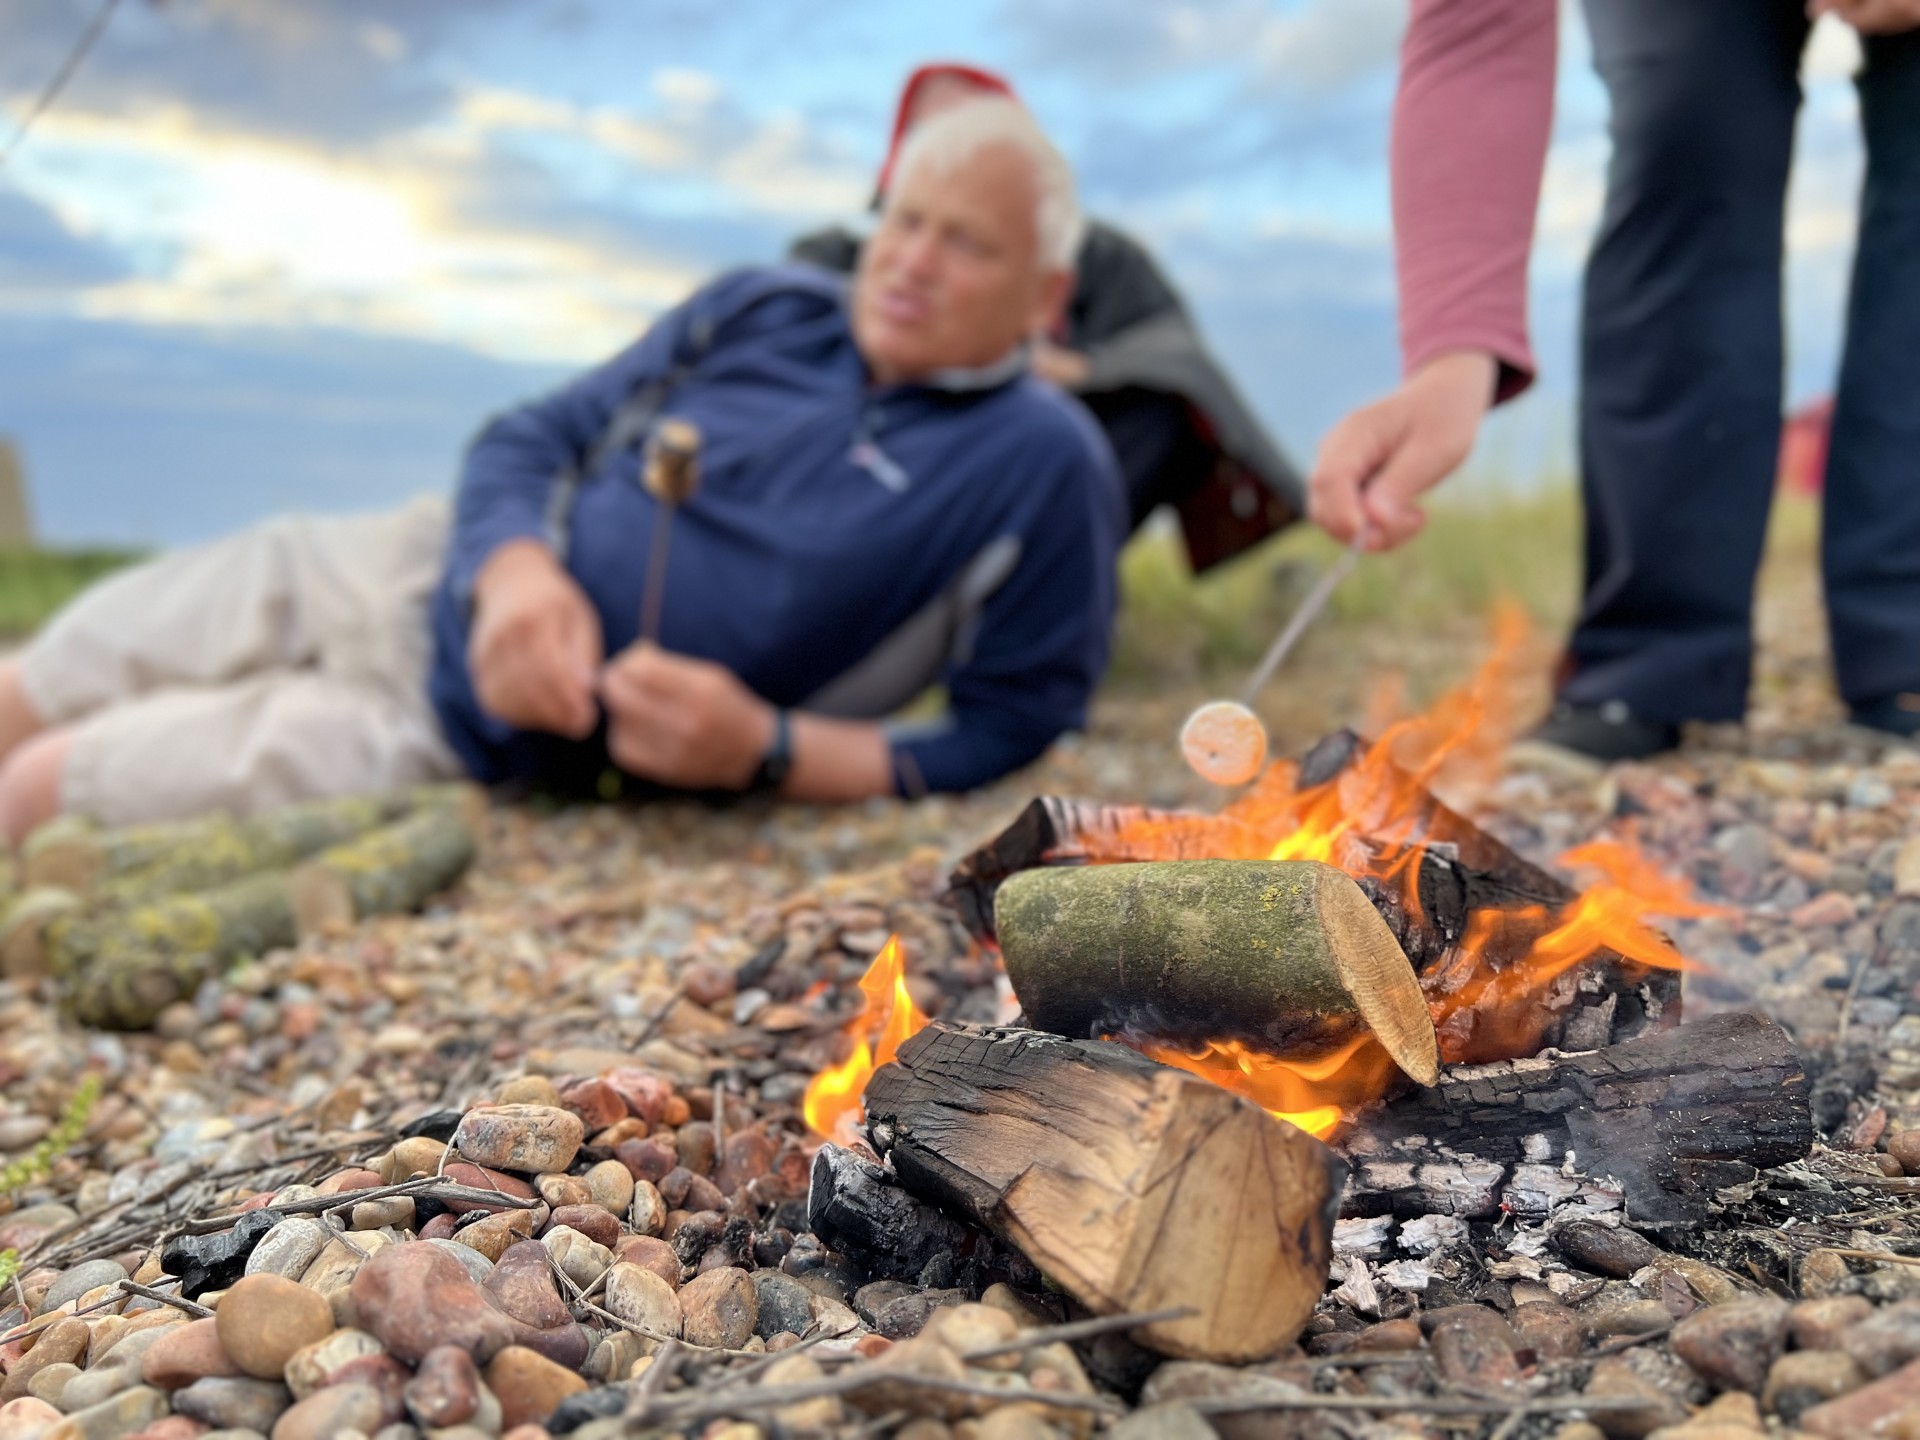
1339, 1011, 1812, 1232
863, 1024, 1345, 1364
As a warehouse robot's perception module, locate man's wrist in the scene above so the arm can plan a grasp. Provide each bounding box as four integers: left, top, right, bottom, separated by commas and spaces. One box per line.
744, 706, 792, 793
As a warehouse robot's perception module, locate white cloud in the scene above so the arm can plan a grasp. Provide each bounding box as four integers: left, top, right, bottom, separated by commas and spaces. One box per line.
8, 106, 701, 363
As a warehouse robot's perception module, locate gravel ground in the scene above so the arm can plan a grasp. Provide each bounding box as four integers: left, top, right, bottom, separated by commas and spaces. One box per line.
8, 537, 1920, 1440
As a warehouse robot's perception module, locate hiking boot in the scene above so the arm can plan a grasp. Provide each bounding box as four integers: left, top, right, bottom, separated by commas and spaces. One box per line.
1520, 699, 1681, 763
1848, 693, 1920, 741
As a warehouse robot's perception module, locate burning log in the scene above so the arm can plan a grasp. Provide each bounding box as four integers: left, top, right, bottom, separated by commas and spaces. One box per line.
948, 731, 1686, 1066
1340, 1011, 1813, 1231
995, 859, 1439, 1085
862, 1023, 1344, 1364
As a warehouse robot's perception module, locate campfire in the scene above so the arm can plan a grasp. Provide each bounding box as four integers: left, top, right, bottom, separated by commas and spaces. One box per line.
794, 618, 1815, 1367
813, 617, 1721, 1142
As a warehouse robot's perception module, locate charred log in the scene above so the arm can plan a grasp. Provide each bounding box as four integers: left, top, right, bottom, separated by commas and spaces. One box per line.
1339, 1011, 1812, 1233
862, 1023, 1344, 1364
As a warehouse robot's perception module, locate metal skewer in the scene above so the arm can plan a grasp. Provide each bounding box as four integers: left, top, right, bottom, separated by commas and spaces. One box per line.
1240, 533, 1367, 705
1180, 532, 1368, 787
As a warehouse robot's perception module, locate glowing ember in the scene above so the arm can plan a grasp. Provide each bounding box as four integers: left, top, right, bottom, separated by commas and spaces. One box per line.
803, 935, 929, 1141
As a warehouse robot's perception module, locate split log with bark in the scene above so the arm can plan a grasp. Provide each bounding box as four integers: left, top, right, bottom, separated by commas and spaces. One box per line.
1338, 1011, 1812, 1232
861, 1023, 1344, 1363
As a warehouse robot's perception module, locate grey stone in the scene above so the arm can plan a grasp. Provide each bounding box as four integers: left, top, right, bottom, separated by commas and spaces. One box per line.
37, 1259, 130, 1315
171, 1376, 293, 1431
852, 1279, 916, 1327
51, 1383, 168, 1438
244, 1217, 333, 1279
1108, 1402, 1219, 1440
751, 1271, 815, 1340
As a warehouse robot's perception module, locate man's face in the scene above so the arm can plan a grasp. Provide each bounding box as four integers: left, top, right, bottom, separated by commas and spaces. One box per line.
851, 142, 1070, 385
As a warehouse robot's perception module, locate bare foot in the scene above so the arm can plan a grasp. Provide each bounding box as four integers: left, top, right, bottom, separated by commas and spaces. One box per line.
0, 728, 71, 847
0, 660, 47, 764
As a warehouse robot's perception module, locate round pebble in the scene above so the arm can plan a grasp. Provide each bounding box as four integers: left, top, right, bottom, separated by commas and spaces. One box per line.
215, 1273, 336, 1379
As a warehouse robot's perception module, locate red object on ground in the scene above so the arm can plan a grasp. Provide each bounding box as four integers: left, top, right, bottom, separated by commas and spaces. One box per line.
1779, 397, 1833, 497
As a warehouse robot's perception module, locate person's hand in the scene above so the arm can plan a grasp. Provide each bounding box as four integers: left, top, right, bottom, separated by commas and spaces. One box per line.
1809, 0, 1920, 33
1031, 340, 1091, 388
467, 539, 603, 737
1309, 350, 1499, 550
599, 642, 776, 790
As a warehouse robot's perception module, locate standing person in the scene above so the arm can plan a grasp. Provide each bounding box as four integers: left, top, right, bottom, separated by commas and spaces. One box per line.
1313, 0, 1920, 761
792, 63, 1304, 572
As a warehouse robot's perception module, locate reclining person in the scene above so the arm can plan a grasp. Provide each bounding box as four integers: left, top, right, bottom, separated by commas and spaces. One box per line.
0, 99, 1124, 842
793, 63, 1303, 571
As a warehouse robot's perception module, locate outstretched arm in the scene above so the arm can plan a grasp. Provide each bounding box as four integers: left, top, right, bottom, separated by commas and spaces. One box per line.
1311, 0, 1557, 550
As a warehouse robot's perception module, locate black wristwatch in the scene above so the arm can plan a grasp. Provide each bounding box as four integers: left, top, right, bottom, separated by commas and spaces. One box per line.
746, 708, 793, 793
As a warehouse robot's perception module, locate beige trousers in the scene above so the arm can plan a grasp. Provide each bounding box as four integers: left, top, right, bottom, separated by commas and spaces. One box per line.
19, 496, 464, 826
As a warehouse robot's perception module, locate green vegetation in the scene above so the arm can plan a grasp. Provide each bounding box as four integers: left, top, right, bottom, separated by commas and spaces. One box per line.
0, 1073, 101, 1290
0, 548, 140, 638
1108, 485, 1583, 691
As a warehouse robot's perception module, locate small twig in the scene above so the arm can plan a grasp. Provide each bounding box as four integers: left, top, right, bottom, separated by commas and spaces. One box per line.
1824, 1247, 1920, 1268
575, 1296, 766, 1358
1838, 947, 1876, 1047
714, 1324, 857, 1386
118, 1279, 212, 1317
961, 1305, 1197, 1362
1487, 1405, 1530, 1440
1192, 1393, 1665, 1418
638, 1367, 1123, 1427
164, 1177, 534, 1237
1589, 1323, 1674, 1356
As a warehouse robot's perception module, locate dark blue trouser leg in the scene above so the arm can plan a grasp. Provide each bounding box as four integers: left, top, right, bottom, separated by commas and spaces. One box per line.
1824, 28, 1920, 709
1564, 0, 1810, 723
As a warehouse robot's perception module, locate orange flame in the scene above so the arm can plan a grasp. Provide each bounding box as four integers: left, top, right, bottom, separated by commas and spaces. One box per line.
1131, 1030, 1397, 1140
803, 935, 929, 1141
1092, 608, 1716, 1136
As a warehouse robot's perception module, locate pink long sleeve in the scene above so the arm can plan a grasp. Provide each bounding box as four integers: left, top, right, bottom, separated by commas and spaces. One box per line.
1392, 0, 1557, 402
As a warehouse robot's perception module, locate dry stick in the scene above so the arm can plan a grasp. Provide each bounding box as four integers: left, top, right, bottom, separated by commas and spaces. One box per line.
1838, 946, 1878, 1047
1825, 1248, 1920, 1268
960, 1305, 1196, 1362
118, 1278, 212, 1318
165, 1177, 536, 1237
1191, 1394, 1660, 1419
1589, 1323, 1675, 1356
637, 1369, 1125, 1427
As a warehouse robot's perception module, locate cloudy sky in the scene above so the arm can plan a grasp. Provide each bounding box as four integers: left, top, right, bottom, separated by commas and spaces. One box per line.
0, 0, 1872, 546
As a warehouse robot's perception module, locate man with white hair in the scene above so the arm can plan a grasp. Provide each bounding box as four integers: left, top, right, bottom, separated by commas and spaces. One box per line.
0, 99, 1124, 836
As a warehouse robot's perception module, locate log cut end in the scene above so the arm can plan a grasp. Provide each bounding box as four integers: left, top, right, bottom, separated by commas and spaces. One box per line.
865, 1025, 1345, 1364
1311, 865, 1440, 1086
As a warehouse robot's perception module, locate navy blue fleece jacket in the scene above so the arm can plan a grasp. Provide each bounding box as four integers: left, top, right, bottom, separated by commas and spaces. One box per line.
429, 265, 1124, 795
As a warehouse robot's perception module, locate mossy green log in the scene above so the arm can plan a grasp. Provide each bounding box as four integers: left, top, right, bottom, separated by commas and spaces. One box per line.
995, 859, 1439, 1085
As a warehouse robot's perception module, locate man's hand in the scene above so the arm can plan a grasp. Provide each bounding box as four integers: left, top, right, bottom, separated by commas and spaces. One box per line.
1031, 340, 1091, 389
467, 540, 603, 737
1810, 0, 1920, 33
599, 643, 776, 790
1309, 350, 1499, 550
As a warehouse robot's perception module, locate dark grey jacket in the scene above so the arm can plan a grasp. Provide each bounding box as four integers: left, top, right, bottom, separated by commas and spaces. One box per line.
789, 219, 1302, 572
